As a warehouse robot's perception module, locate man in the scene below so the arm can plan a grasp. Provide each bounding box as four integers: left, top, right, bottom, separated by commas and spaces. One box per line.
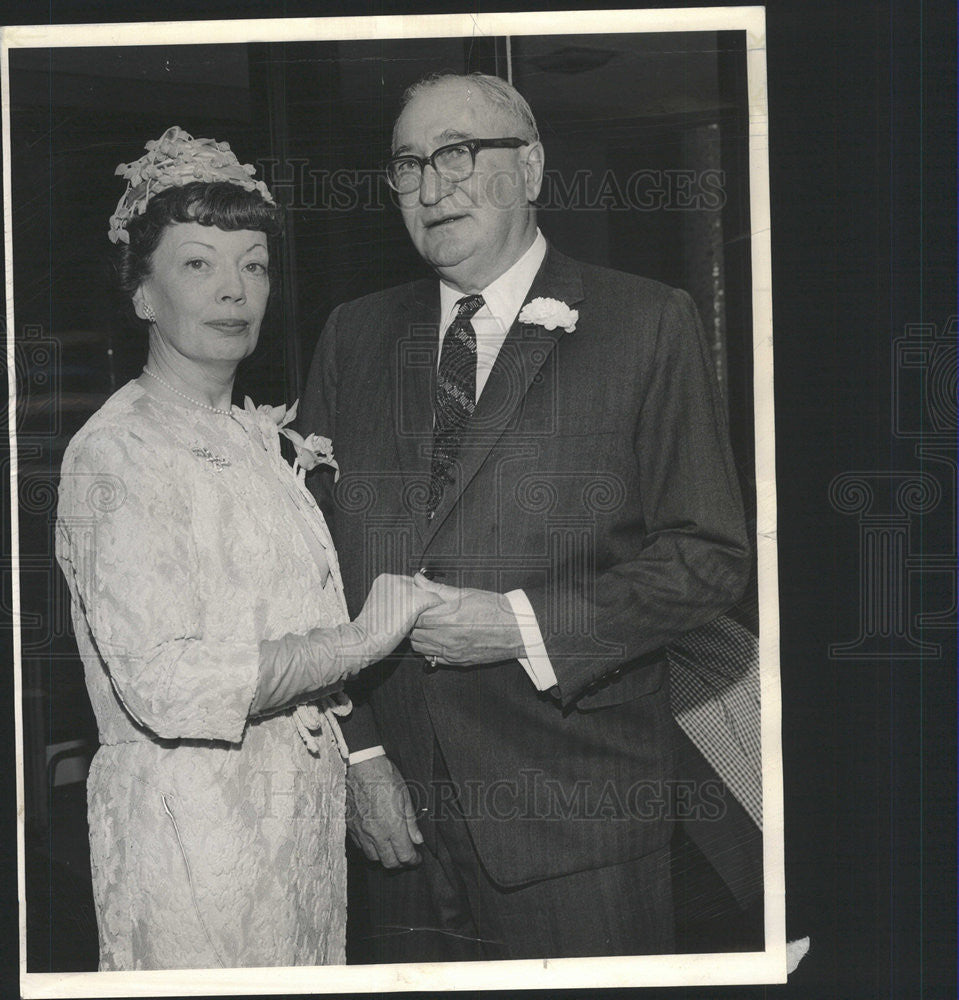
302, 72, 750, 962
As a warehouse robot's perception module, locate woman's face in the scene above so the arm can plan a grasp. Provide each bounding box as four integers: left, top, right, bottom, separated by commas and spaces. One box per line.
134, 221, 270, 366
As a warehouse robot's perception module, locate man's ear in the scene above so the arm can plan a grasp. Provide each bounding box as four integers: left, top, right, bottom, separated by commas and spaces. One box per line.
523, 141, 545, 202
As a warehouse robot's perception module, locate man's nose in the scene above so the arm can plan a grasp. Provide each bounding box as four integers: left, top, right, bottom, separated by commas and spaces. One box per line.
418, 163, 452, 205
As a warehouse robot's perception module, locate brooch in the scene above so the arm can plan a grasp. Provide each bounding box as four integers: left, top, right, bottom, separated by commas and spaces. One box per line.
191, 446, 231, 471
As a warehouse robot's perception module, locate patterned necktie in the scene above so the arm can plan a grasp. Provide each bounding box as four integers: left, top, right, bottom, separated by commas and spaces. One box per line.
428, 293, 484, 514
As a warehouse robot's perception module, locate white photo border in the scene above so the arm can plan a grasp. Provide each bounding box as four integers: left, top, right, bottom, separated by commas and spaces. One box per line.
2, 7, 783, 995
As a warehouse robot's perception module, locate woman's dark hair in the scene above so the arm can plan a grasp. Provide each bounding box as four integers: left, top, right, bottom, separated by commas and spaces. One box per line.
115, 181, 283, 301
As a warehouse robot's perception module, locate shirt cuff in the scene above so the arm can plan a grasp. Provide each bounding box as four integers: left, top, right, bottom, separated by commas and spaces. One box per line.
347, 745, 386, 766
505, 589, 558, 691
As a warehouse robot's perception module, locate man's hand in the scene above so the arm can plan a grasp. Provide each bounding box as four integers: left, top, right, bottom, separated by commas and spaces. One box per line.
410, 577, 525, 666
345, 755, 423, 868
350, 572, 444, 666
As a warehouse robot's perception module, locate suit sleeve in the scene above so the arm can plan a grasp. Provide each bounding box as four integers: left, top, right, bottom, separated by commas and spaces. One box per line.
523, 288, 750, 706
300, 304, 385, 755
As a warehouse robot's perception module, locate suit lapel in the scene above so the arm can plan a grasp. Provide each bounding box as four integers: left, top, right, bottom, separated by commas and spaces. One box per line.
421, 246, 585, 549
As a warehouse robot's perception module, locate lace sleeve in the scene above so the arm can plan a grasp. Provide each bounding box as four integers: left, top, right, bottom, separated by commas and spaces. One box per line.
56, 426, 260, 743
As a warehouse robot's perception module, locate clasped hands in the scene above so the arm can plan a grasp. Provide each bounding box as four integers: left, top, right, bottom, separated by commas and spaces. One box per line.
408, 574, 526, 667
352, 572, 523, 668
355, 572, 524, 668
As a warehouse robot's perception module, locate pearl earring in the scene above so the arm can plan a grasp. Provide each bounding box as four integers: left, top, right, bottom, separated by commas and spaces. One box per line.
144, 304, 156, 322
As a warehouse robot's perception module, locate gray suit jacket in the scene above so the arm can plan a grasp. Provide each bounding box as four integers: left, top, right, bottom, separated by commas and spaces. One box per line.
302, 246, 749, 886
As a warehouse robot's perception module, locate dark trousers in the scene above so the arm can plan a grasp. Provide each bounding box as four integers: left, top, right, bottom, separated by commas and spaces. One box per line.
353, 762, 674, 963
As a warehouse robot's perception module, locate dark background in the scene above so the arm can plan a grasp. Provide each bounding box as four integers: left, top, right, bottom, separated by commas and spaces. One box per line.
1, 1, 955, 998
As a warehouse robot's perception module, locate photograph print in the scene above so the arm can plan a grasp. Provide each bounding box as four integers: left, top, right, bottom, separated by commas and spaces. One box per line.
4, 8, 781, 995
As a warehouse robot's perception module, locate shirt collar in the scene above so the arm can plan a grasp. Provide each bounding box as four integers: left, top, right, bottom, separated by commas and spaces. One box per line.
439, 229, 547, 334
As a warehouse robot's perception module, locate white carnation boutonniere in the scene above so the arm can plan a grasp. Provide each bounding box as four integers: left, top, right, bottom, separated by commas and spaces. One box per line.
518, 297, 578, 333
242, 396, 339, 482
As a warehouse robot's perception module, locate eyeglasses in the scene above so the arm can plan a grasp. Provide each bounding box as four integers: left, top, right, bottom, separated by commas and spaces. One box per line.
385, 137, 528, 194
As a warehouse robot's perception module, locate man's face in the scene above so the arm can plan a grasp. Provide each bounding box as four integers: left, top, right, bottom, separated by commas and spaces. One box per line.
392, 78, 543, 292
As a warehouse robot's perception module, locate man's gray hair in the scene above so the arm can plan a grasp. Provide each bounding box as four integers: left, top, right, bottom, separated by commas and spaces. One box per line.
393, 72, 540, 148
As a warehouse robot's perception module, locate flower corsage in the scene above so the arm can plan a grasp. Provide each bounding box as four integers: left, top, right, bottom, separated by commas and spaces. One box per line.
243, 397, 339, 482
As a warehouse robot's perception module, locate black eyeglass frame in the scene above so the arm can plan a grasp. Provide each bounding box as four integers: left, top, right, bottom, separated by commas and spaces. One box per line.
384, 137, 529, 193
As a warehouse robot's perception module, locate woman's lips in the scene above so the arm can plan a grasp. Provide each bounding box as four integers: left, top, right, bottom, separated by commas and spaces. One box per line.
205, 320, 250, 333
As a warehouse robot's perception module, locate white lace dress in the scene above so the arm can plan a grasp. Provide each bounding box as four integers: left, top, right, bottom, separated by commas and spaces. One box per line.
55, 380, 350, 970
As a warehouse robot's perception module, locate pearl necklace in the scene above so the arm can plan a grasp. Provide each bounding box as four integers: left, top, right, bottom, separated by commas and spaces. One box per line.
142, 367, 234, 416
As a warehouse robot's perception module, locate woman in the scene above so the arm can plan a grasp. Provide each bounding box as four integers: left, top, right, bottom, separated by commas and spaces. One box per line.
55, 127, 438, 970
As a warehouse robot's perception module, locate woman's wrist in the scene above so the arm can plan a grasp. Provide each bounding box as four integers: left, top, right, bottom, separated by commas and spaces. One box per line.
332, 620, 375, 674
252, 620, 374, 717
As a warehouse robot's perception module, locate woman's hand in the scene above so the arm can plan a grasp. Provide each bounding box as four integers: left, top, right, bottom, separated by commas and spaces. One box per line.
253, 574, 441, 715
353, 573, 444, 662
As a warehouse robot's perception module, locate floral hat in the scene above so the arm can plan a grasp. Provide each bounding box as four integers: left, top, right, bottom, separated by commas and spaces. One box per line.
108, 126, 275, 244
